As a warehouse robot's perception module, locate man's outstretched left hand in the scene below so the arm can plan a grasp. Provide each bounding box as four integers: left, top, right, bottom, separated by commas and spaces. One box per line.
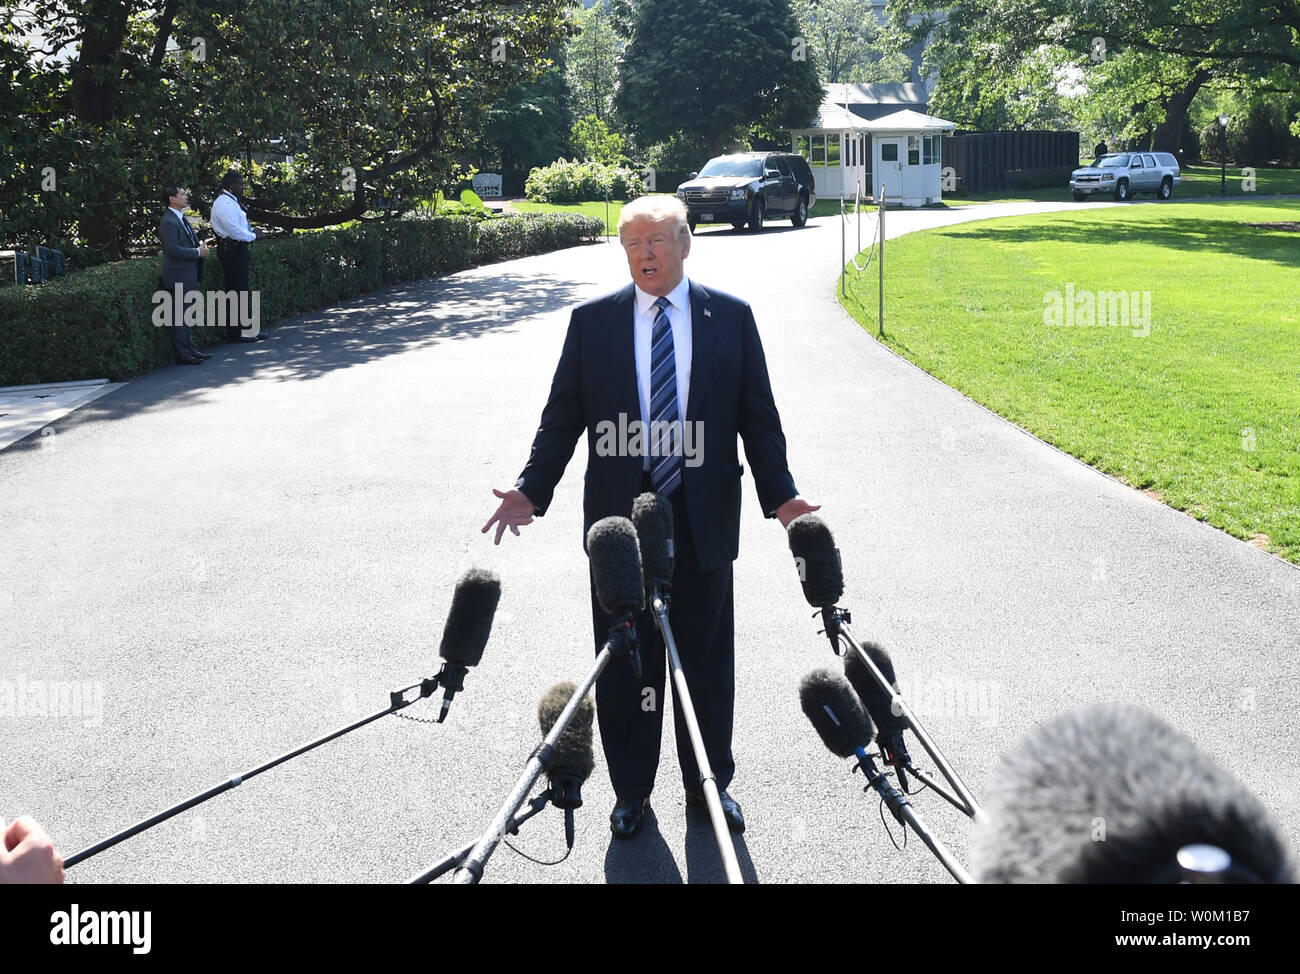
775, 496, 821, 528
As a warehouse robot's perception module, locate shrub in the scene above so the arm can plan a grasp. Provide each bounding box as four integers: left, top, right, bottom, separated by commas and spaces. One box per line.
524, 158, 645, 203
0, 212, 601, 385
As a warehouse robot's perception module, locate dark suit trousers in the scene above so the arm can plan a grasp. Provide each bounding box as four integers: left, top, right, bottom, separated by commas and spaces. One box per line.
166, 284, 200, 358
590, 476, 735, 802
217, 239, 251, 339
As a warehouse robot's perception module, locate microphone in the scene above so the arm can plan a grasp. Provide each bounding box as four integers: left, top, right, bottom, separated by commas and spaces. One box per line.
843, 641, 913, 791
538, 681, 596, 848
586, 516, 645, 678
434, 568, 501, 722
786, 514, 844, 608
631, 492, 674, 596
800, 669, 975, 883
971, 704, 1298, 884
799, 669, 876, 758
787, 515, 845, 651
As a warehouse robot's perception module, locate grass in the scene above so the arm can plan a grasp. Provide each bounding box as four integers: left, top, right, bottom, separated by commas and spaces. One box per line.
512, 198, 627, 235
839, 199, 1300, 562
940, 164, 1300, 206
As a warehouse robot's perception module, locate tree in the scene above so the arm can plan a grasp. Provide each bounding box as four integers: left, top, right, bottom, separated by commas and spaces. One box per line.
566, 0, 620, 122
613, 0, 824, 159
479, 43, 574, 195
570, 114, 628, 164
793, 0, 909, 84
892, 0, 1300, 149
0, 0, 570, 259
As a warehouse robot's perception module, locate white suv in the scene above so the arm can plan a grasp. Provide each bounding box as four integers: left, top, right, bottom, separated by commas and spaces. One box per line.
1070, 152, 1181, 201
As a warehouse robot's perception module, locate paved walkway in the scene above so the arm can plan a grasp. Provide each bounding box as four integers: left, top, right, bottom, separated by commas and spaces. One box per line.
0, 380, 123, 452
2, 198, 1296, 884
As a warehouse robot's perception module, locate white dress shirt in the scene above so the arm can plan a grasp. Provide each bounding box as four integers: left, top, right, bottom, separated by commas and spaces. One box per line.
209, 191, 256, 242
633, 275, 693, 470
168, 205, 196, 243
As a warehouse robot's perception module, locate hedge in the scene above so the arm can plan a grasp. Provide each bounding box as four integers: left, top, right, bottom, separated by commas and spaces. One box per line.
0, 212, 603, 386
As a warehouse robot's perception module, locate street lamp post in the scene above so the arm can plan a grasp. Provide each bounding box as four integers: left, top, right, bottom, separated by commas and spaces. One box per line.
1218, 114, 1230, 195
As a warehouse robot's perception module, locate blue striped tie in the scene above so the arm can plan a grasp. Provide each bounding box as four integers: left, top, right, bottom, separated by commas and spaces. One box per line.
649, 296, 682, 496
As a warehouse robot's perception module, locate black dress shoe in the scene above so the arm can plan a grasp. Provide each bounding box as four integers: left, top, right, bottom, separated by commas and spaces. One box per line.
193, 350, 212, 359
176, 354, 203, 365
610, 798, 649, 839
232, 336, 259, 344
686, 789, 745, 833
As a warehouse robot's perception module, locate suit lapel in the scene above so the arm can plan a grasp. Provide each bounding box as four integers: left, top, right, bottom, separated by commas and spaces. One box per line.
685, 280, 714, 422
609, 284, 640, 421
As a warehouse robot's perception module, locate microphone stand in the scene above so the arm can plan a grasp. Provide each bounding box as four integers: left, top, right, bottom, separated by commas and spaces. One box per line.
450, 624, 635, 884
64, 673, 449, 869
819, 605, 984, 823
651, 585, 744, 885
852, 745, 972, 884
408, 792, 553, 884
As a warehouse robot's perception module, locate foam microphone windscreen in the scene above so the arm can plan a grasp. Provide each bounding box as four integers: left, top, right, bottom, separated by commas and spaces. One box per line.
437, 568, 502, 666
631, 492, 674, 588
587, 516, 645, 615
970, 704, 1298, 884
786, 515, 844, 608
843, 640, 908, 739
538, 681, 595, 783
799, 669, 876, 758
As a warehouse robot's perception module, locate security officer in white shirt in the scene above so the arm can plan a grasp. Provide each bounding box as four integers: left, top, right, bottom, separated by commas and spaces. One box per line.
209, 171, 264, 343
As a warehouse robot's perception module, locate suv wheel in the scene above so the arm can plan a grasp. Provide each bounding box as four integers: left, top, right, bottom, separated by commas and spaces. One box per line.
791, 195, 808, 227
688, 216, 698, 234
1158, 177, 1172, 200
747, 197, 765, 232
1072, 191, 1087, 202
1114, 180, 1130, 201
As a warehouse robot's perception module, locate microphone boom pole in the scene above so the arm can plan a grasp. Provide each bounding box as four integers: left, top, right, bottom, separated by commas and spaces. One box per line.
788, 515, 982, 822
67, 566, 502, 870
850, 743, 972, 883
651, 592, 744, 884
66, 677, 442, 869
633, 492, 743, 884
451, 652, 609, 884
832, 614, 984, 822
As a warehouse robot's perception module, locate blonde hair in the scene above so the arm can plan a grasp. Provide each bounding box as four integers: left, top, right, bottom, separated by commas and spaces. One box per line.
618, 195, 690, 244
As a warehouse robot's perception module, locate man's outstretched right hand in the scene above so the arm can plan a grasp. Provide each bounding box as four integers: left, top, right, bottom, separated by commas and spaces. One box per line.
482, 488, 535, 545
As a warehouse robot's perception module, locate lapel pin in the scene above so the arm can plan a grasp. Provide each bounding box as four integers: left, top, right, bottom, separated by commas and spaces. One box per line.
704, 308, 711, 317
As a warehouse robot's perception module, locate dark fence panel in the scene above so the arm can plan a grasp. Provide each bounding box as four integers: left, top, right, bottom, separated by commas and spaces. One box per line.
945, 131, 1080, 193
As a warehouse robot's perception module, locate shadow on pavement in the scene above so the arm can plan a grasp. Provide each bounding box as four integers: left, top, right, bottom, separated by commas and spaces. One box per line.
684, 804, 758, 884
3, 265, 594, 454
602, 807, 685, 884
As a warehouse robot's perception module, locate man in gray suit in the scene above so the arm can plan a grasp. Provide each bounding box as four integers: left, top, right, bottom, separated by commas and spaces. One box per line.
159, 184, 211, 365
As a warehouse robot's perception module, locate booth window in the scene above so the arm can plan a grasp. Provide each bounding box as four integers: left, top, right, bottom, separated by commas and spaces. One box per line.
907, 135, 920, 165
881, 142, 898, 162
923, 136, 935, 165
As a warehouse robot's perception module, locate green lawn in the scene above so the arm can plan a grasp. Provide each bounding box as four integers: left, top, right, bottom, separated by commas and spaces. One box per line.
940, 164, 1300, 206
513, 199, 627, 235
840, 199, 1300, 562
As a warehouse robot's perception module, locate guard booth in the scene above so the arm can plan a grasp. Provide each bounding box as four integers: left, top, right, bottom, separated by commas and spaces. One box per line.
787, 106, 957, 206
864, 110, 957, 206
787, 103, 875, 200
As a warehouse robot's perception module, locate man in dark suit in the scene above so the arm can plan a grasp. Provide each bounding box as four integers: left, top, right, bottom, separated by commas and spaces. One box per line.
483, 196, 818, 838
159, 184, 212, 365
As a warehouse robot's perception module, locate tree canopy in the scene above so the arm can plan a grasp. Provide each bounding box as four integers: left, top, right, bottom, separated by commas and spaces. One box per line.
614, 0, 824, 159
1, 0, 569, 259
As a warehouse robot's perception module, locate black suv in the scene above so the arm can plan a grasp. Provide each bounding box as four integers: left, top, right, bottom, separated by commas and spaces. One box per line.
675, 152, 816, 233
